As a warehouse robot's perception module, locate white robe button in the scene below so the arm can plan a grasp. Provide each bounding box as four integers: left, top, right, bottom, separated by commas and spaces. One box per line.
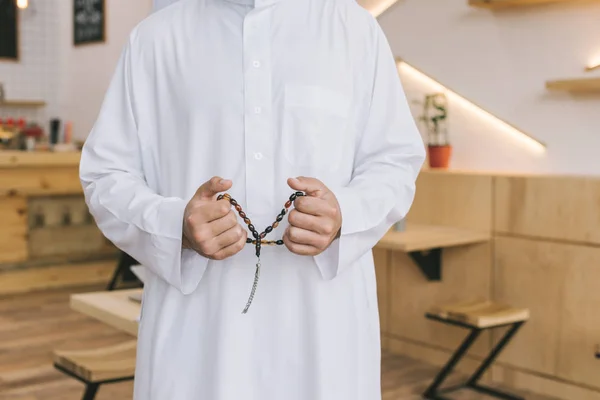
254, 152, 263, 160
253, 61, 261, 68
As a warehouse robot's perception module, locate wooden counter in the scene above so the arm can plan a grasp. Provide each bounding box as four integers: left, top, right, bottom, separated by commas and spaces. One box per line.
0, 151, 81, 169
378, 223, 489, 253
0, 151, 117, 294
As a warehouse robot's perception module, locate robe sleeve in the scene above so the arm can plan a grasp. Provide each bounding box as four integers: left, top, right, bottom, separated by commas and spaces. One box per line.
79, 36, 208, 295
314, 23, 426, 280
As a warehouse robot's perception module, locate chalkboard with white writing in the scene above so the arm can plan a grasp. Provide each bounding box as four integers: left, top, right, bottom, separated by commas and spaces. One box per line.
0, 0, 18, 60
74, 0, 105, 46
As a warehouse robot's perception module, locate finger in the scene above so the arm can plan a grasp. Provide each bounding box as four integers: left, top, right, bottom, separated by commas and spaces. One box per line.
206, 210, 238, 237
293, 196, 337, 218
204, 224, 246, 257
283, 229, 320, 256
190, 199, 232, 224
287, 226, 326, 248
211, 228, 248, 261
288, 209, 323, 233
194, 176, 233, 201
287, 176, 326, 197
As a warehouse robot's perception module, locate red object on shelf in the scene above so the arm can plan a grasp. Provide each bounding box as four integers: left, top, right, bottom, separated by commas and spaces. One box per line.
428, 145, 452, 169
22, 125, 43, 138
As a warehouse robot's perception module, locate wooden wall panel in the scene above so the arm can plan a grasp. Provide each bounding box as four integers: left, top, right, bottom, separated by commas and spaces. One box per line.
388, 242, 492, 357
556, 257, 600, 389
492, 365, 600, 400
373, 248, 390, 335
494, 176, 600, 244
0, 197, 28, 263
0, 167, 82, 197
493, 236, 600, 381
407, 171, 493, 232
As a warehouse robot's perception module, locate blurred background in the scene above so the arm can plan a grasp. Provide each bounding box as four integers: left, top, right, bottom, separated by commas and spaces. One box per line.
1, 0, 600, 399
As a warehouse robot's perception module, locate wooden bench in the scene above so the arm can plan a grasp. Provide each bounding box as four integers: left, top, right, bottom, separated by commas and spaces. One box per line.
423, 300, 529, 400
53, 341, 137, 400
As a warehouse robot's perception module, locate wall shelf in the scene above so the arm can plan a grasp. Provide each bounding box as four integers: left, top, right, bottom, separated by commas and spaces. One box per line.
469, 0, 575, 8
0, 100, 47, 108
376, 223, 490, 281
545, 77, 600, 93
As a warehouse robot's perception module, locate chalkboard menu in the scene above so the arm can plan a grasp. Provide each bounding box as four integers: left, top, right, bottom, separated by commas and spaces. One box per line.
0, 0, 18, 60
74, 0, 106, 46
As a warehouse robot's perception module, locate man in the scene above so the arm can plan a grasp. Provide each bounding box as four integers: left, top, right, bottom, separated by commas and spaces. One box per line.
79, 0, 425, 398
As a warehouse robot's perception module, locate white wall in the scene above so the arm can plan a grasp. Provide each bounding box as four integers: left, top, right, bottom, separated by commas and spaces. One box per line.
0, 1, 61, 127
0, 0, 151, 140
379, 0, 600, 175
57, 0, 153, 140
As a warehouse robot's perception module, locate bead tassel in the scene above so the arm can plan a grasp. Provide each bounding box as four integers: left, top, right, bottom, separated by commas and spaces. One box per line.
217, 191, 305, 313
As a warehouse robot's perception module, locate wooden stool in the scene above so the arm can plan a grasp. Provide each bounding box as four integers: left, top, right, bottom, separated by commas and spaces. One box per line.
53, 341, 137, 400
423, 300, 529, 400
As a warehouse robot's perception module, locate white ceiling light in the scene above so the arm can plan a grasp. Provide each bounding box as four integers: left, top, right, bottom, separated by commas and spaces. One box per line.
16, 0, 29, 9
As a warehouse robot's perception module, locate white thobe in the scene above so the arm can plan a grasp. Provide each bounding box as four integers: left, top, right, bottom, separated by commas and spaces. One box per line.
79, 0, 425, 399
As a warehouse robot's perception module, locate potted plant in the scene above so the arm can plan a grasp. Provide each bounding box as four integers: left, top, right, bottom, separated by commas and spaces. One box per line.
419, 93, 451, 169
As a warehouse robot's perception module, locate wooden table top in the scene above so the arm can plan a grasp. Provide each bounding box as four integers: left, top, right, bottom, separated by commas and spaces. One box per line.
70, 289, 142, 337
376, 223, 490, 253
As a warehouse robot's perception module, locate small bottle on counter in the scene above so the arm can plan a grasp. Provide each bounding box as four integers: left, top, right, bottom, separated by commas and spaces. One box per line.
49, 118, 61, 146
64, 121, 73, 144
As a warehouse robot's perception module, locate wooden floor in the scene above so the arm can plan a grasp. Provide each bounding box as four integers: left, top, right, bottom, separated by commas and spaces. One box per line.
0, 286, 556, 400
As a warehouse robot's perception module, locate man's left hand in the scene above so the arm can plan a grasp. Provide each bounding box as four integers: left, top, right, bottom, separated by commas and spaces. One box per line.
284, 177, 342, 256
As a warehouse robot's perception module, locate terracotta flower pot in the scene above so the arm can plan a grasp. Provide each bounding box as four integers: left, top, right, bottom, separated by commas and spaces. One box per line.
428, 145, 452, 169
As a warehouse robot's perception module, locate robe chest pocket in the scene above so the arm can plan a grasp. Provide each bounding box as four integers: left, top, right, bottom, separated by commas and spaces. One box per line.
282, 84, 351, 171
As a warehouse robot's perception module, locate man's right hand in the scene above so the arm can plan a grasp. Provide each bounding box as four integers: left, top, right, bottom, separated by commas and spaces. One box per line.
183, 177, 247, 260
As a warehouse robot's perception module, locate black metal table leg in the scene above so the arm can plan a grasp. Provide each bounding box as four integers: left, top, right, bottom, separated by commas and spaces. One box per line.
423, 328, 482, 399
464, 321, 526, 400
467, 321, 524, 385
82, 383, 99, 400
107, 252, 140, 291
424, 320, 527, 400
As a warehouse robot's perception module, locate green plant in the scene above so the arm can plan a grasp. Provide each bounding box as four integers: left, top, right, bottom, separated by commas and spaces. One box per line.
418, 93, 449, 146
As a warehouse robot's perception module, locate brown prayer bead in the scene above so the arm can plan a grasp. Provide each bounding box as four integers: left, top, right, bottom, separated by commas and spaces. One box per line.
218, 190, 304, 257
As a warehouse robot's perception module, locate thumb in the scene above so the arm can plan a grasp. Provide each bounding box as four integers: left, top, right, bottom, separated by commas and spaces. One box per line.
288, 176, 325, 197
194, 177, 232, 200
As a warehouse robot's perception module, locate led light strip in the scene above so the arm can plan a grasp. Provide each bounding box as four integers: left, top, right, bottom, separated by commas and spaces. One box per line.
396, 58, 546, 154
364, 0, 400, 17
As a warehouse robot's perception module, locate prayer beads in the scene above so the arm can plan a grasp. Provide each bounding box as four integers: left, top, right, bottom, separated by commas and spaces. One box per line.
217, 191, 305, 314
